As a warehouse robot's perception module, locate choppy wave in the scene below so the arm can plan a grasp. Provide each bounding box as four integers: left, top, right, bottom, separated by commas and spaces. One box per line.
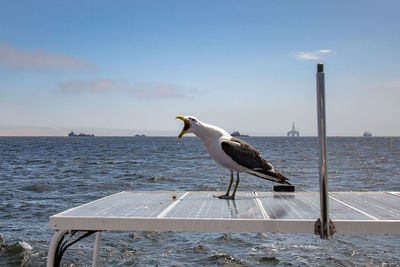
0, 240, 39, 266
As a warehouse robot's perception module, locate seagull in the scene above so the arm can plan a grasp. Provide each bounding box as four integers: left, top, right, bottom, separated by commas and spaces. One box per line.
176, 115, 291, 199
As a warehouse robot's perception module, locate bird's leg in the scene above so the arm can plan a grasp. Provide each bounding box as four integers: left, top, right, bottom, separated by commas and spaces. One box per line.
225, 171, 234, 195
214, 171, 234, 199
229, 173, 240, 199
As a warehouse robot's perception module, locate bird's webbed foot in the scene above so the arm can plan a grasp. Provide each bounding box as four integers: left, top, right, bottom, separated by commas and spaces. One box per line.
214, 194, 235, 200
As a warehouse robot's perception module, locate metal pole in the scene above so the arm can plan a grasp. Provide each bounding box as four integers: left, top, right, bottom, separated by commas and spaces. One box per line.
316, 63, 329, 239
92, 231, 102, 267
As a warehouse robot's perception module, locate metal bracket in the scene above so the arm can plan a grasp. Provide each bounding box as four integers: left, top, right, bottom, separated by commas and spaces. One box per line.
49, 230, 96, 267
314, 218, 336, 237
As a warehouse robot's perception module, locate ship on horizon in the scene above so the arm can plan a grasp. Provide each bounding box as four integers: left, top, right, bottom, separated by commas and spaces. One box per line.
68, 131, 94, 137
231, 130, 249, 137
363, 131, 372, 137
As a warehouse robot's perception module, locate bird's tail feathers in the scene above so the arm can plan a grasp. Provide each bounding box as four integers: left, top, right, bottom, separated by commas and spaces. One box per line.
247, 169, 291, 185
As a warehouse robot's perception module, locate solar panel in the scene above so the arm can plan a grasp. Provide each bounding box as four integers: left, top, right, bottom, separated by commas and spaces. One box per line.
50, 191, 400, 235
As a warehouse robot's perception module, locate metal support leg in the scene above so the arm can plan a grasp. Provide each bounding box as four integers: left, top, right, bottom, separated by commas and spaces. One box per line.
47, 230, 68, 267
92, 231, 102, 267
47, 230, 96, 267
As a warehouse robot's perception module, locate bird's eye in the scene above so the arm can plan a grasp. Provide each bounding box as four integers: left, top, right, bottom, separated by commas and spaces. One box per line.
191, 118, 197, 122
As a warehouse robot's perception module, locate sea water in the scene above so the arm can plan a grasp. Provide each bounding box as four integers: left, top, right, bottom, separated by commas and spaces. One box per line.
0, 136, 399, 266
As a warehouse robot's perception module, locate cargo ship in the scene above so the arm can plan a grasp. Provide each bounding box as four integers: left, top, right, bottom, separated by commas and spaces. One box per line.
230, 131, 249, 137
68, 131, 94, 137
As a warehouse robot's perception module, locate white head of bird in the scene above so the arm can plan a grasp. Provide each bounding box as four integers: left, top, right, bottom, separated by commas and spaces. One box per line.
176, 115, 229, 140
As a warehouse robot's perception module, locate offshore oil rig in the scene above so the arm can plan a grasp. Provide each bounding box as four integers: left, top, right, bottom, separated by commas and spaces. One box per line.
287, 122, 300, 137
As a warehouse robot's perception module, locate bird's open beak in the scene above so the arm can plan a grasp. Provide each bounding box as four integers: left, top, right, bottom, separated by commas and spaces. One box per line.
176, 115, 190, 138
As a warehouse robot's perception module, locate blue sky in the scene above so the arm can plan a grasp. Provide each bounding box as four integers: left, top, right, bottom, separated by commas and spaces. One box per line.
1, 0, 399, 136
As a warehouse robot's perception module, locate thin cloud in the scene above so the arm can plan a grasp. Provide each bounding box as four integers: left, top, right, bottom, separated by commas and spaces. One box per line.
58, 79, 190, 99
133, 82, 186, 99
384, 79, 400, 88
366, 79, 400, 91
0, 104, 21, 111
296, 49, 332, 60
59, 79, 116, 93
0, 42, 94, 70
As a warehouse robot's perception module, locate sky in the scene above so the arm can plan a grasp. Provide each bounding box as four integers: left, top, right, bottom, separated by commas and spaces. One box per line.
1, 0, 399, 136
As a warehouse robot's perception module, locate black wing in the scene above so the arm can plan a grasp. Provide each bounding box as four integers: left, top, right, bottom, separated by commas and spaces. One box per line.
221, 137, 290, 185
